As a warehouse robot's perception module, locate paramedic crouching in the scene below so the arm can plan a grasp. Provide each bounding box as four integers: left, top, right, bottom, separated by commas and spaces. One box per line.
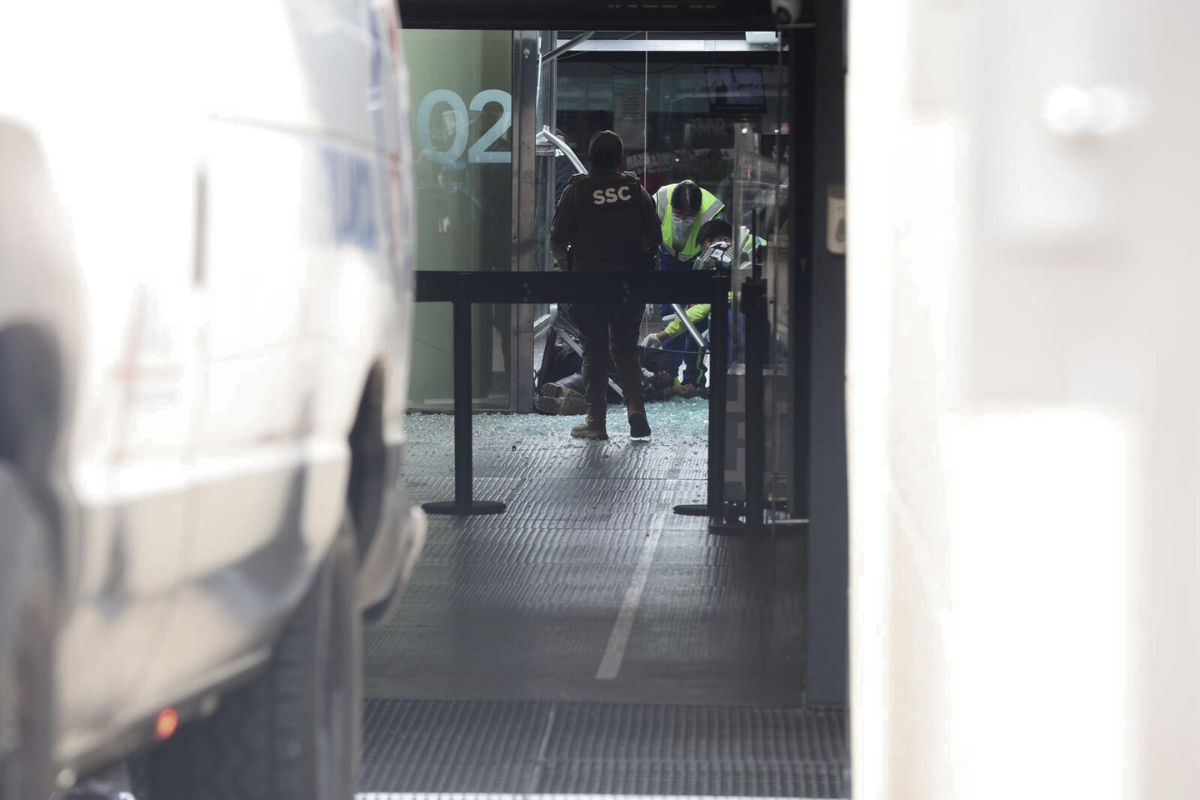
549, 130, 662, 441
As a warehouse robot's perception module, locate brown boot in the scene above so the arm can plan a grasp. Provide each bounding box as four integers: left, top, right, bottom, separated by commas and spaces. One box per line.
626, 398, 651, 439
570, 415, 609, 440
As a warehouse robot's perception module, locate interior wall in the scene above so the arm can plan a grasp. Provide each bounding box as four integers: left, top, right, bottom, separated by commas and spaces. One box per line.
849, 0, 1200, 797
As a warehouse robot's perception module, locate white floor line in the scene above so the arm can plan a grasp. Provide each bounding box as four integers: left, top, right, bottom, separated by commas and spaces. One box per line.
524, 701, 558, 794
595, 481, 675, 680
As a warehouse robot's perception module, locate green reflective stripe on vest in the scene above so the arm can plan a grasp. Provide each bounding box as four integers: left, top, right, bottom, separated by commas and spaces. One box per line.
654, 185, 672, 216
655, 186, 673, 251
657, 184, 724, 261
686, 195, 723, 259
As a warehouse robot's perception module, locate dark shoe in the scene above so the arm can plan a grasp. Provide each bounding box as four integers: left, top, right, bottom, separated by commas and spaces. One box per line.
628, 412, 651, 439
570, 416, 609, 440
625, 397, 651, 439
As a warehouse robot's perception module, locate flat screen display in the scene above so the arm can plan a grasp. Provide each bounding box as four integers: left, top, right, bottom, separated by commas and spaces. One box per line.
705, 66, 767, 114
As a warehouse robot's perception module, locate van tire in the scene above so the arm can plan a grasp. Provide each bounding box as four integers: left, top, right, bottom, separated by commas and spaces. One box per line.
138, 521, 362, 800
0, 466, 55, 800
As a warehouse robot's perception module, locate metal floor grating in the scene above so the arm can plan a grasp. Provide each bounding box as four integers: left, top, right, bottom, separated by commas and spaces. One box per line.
362, 412, 846, 797
361, 699, 847, 798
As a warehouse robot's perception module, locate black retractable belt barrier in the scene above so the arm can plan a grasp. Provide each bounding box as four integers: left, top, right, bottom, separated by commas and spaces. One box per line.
708, 276, 769, 535
744, 276, 767, 527
707, 268, 807, 537
673, 286, 727, 519
414, 270, 730, 517
421, 277, 506, 516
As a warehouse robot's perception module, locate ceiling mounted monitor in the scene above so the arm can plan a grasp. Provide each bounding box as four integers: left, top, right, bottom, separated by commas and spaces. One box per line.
706, 66, 768, 115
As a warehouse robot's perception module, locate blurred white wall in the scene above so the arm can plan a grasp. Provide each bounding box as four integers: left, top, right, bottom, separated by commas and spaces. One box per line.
848, 1, 1200, 797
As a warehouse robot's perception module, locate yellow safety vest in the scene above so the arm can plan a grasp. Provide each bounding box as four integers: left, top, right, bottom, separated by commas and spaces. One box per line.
654, 184, 725, 261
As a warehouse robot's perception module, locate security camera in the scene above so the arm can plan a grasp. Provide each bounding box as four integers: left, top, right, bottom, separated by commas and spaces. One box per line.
771, 0, 804, 25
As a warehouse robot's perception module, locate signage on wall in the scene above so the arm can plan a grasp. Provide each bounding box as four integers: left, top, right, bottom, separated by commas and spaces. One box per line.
613, 93, 646, 150
624, 150, 678, 176
686, 117, 733, 149
415, 89, 513, 165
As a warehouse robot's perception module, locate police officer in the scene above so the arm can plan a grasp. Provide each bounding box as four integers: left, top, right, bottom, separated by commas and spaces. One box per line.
550, 130, 662, 440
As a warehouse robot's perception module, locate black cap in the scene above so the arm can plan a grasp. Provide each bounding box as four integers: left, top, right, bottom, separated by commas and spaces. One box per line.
587, 130, 623, 166
697, 218, 732, 244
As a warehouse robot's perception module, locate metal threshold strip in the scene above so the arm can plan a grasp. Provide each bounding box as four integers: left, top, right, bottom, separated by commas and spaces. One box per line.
358, 795, 845, 800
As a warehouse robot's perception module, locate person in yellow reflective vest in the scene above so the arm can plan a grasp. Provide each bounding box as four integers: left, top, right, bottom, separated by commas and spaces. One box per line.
642, 218, 748, 385
651, 180, 725, 384
653, 180, 726, 313
655, 180, 726, 270
737, 224, 768, 262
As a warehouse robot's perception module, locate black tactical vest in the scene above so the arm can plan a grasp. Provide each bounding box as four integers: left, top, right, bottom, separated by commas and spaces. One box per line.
568, 171, 651, 271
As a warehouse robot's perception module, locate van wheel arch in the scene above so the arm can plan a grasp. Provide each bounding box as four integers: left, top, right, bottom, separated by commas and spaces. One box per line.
0, 323, 68, 575
0, 466, 56, 800
346, 364, 388, 566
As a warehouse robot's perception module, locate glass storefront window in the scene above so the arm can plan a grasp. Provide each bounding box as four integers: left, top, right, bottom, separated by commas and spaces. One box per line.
403, 30, 791, 469
403, 30, 514, 410
552, 40, 792, 516
555, 59, 786, 206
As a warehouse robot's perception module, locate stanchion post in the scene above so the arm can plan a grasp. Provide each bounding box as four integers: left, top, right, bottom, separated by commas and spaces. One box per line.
674, 275, 728, 519
709, 286, 728, 517
743, 277, 766, 527
710, 274, 804, 536
423, 274, 506, 516
453, 277, 472, 507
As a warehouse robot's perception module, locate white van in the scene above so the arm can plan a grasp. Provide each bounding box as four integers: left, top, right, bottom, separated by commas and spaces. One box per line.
0, 1, 425, 798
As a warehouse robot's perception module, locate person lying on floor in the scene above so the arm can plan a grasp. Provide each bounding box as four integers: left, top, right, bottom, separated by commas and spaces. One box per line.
535, 370, 701, 415
535, 343, 700, 415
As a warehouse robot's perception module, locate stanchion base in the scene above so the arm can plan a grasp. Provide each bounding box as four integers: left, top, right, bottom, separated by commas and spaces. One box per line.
673, 503, 716, 517
709, 518, 809, 537
422, 500, 507, 516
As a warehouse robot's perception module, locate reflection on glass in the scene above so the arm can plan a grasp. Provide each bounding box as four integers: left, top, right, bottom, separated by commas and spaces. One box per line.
403, 30, 513, 411
549, 42, 788, 512
555, 59, 785, 207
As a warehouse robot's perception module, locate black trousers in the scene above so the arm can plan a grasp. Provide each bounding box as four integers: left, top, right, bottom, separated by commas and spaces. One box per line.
564, 301, 644, 418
